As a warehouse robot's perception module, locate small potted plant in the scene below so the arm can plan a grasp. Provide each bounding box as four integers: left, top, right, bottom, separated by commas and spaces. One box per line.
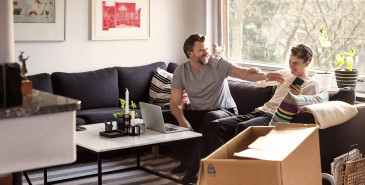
113, 98, 138, 119
113, 99, 139, 131
334, 48, 359, 89
319, 28, 359, 89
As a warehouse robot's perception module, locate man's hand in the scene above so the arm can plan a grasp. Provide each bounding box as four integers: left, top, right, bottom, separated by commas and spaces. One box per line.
289, 84, 302, 95
170, 87, 194, 132
266, 73, 284, 83
179, 120, 194, 131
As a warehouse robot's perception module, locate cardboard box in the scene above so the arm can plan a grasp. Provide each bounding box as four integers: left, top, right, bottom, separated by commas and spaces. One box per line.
197, 123, 321, 185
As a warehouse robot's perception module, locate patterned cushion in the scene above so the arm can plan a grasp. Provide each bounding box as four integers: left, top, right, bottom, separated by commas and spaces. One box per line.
270, 91, 329, 126
115, 62, 166, 105
149, 67, 173, 107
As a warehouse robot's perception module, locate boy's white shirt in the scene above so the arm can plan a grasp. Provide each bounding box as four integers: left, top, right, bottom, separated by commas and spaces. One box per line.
253, 69, 320, 115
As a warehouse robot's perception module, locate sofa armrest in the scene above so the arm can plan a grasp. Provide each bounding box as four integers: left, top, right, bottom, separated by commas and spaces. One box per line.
319, 103, 365, 173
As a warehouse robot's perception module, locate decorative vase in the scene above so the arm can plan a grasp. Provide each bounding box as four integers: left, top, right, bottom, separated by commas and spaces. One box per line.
335, 69, 359, 89
315, 73, 332, 91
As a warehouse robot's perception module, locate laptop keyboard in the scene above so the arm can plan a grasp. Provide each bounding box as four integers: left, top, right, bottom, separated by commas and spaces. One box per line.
165, 127, 177, 131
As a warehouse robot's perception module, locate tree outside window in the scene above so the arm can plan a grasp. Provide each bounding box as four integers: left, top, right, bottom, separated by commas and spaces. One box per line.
227, 0, 365, 74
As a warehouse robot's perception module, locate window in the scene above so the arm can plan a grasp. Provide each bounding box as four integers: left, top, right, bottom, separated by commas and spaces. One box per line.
225, 0, 365, 74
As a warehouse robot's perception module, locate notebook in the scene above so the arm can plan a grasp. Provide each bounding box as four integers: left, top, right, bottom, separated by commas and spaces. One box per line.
139, 102, 189, 133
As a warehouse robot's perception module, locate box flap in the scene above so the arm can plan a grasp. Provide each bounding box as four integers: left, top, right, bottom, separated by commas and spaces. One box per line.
207, 126, 272, 160
234, 123, 316, 161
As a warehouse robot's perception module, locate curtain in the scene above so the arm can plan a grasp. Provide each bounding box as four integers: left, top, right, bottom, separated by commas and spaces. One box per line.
205, 0, 223, 51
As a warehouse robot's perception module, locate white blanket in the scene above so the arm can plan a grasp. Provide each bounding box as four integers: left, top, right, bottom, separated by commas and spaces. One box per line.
297, 101, 358, 129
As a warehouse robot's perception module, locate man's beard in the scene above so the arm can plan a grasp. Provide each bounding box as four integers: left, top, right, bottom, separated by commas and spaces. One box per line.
198, 57, 208, 65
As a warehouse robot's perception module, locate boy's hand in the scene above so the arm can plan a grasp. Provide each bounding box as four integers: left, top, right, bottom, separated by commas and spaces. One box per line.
290, 84, 302, 95
266, 73, 284, 83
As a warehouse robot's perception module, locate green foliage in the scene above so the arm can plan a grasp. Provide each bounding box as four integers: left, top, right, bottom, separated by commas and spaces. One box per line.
320, 28, 356, 71
319, 28, 331, 47
334, 49, 355, 71
113, 99, 139, 118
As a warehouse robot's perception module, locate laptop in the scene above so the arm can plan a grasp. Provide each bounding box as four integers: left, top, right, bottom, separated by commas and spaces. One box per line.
139, 102, 189, 133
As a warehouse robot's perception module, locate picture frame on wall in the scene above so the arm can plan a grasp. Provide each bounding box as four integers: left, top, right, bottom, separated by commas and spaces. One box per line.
13, 0, 66, 42
91, 0, 150, 40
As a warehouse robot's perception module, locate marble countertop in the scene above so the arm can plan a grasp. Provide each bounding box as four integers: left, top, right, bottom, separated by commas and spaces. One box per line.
0, 90, 81, 120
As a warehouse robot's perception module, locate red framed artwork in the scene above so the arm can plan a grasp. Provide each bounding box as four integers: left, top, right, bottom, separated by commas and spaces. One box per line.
92, 0, 150, 40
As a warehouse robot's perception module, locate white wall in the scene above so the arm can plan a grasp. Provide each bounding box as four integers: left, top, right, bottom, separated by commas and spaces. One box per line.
14, 0, 206, 75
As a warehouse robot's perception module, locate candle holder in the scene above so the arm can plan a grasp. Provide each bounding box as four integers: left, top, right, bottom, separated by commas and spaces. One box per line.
124, 113, 131, 134
104, 121, 113, 131
129, 125, 141, 136
99, 120, 126, 138
116, 117, 125, 131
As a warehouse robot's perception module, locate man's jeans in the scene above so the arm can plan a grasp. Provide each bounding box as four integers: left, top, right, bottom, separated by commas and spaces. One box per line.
162, 108, 236, 172
202, 110, 273, 156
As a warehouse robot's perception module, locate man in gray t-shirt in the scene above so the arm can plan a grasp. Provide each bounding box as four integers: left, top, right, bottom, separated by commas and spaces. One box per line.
168, 34, 284, 184
170, 34, 283, 131
171, 56, 236, 111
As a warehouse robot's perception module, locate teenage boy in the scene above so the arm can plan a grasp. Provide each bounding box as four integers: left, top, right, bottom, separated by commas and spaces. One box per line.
203, 44, 320, 156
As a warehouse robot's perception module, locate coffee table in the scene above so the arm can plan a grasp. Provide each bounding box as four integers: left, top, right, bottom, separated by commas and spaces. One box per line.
43, 123, 202, 185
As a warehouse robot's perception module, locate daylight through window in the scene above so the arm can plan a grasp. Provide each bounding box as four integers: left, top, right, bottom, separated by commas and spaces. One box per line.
226, 0, 365, 74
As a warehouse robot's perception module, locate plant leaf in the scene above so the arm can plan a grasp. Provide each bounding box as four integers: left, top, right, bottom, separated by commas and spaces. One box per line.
131, 101, 137, 109
348, 59, 353, 71
120, 99, 125, 109
350, 48, 355, 57
335, 61, 343, 66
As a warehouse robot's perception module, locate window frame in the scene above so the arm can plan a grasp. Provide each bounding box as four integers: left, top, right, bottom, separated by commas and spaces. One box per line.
221, 0, 365, 93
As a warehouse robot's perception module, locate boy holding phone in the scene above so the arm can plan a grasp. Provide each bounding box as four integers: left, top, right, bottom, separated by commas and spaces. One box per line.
203, 44, 320, 156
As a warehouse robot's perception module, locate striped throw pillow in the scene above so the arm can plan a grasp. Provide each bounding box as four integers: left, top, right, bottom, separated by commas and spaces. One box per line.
149, 67, 173, 107
270, 90, 329, 126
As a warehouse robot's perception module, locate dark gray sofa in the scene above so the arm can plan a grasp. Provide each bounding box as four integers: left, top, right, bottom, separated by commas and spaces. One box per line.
27, 62, 365, 175
27, 62, 168, 125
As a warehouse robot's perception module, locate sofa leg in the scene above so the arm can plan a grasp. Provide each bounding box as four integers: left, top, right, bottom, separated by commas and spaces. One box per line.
152, 145, 159, 155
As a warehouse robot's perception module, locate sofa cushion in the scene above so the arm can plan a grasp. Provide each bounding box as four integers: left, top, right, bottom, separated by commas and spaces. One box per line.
329, 87, 355, 105
270, 91, 329, 126
52, 67, 119, 110
77, 107, 141, 124
166, 62, 179, 73
292, 87, 356, 123
26, 73, 53, 93
115, 62, 166, 106
149, 67, 173, 107
228, 80, 274, 115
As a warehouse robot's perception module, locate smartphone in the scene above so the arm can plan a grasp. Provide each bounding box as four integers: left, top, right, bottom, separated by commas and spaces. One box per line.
291, 77, 304, 86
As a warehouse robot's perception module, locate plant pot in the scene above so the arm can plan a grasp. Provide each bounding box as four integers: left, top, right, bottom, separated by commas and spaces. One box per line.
334, 69, 359, 89
315, 73, 332, 91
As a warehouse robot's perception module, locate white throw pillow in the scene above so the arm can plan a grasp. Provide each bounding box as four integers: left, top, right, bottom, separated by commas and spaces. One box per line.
149, 67, 173, 107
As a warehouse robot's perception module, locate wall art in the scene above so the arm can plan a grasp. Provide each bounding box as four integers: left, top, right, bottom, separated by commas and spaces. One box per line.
13, 0, 65, 42
92, 0, 150, 40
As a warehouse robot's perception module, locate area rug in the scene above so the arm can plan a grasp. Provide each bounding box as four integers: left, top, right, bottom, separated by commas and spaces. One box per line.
22, 153, 184, 185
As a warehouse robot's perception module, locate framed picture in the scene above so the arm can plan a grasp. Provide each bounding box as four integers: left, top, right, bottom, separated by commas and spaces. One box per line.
91, 0, 150, 40
13, 0, 65, 42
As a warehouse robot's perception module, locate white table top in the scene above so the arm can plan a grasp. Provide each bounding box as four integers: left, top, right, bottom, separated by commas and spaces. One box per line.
76, 123, 202, 153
